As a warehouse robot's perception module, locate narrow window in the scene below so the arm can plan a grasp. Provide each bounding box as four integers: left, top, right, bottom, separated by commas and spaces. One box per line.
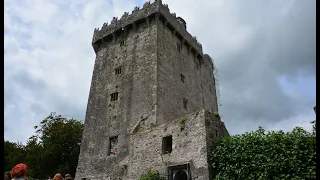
180, 74, 185, 83
209, 85, 212, 92
183, 99, 188, 109
109, 136, 118, 156
162, 135, 172, 154
177, 43, 181, 52
120, 39, 125, 47
110, 92, 118, 101
215, 129, 218, 137
115, 66, 122, 75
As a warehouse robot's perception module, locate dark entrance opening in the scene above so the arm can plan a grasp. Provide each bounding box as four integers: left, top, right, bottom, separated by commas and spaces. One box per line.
168, 164, 190, 180
174, 170, 187, 180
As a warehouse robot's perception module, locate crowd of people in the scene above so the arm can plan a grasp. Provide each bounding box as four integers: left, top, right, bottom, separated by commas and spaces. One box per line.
4, 163, 74, 180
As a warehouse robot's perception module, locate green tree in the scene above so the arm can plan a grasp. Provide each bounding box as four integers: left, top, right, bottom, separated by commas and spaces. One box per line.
32, 112, 84, 178
4, 112, 84, 179
211, 121, 316, 180
4, 140, 26, 171
23, 136, 44, 178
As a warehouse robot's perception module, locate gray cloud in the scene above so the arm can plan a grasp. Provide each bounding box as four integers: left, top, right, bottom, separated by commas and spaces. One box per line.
163, 0, 316, 134
4, 0, 316, 143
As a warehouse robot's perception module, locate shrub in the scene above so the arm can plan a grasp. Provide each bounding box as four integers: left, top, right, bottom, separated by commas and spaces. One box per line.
211, 121, 316, 180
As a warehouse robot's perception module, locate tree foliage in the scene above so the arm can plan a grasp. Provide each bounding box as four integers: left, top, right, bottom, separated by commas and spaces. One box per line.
4, 113, 83, 179
211, 121, 316, 180
4, 140, 26, 171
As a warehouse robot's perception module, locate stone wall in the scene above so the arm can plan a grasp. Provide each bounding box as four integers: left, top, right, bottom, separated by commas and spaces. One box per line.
156, 17, 219, 125
75, 14, 158, 180
128, 109, 228, 180
202, 54, 218, 113
156, 17, 203, 125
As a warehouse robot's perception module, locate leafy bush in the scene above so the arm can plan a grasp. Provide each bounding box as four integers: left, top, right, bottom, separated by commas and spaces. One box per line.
211, 121, 316, 180
140, 169, 162, 180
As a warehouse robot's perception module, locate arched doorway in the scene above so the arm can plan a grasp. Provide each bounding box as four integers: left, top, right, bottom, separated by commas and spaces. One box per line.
174, 170, 187, 180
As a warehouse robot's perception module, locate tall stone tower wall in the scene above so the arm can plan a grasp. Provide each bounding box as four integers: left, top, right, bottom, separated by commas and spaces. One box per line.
76, 1, 228, 179
76, 10, 158, 179
155, 4, 218, 125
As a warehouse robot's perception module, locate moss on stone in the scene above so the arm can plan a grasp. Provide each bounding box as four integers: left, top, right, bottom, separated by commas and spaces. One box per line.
179, 116, 186, 130
214, 112, 221, 119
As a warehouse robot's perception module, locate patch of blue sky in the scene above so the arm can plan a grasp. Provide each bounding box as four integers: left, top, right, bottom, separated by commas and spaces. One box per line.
278, 76, 316, 99
136, 0, 146, 7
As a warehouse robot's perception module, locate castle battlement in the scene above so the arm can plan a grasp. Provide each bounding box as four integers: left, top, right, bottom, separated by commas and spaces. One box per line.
92, 0, 203, 54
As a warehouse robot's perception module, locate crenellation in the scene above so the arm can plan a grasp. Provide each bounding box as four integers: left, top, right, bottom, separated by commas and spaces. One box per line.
143, 1, 151, 8
158, 3, 203, 53
92, 1, 203, 56
101, 23, 108, 31
111, 17, 118, 25
121, 12, 129, 19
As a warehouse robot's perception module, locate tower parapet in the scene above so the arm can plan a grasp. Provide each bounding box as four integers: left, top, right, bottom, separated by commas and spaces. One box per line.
176, 17, 187, 30
92, 0, 203, 54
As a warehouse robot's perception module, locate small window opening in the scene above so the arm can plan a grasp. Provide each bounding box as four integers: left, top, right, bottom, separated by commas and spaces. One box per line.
215, 129, 218, 137
120, 39, 125, 47
183, 99, 188, 109
109, 136, 118, 156
115, 66, 122, 75
162, 135, 172, 154
177, 43, 181, 52
110, 92, 118, 101
210, 85, 212, 92
180, 74, 185, 83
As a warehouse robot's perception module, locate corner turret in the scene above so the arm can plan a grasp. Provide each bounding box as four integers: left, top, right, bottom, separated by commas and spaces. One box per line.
176, 17, 186, 30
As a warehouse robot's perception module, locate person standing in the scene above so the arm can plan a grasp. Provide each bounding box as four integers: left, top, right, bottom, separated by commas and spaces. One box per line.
10, 164, 28, 180
64, 174, 73, 180
53, 173, 64, 180
4, 171, 12, 180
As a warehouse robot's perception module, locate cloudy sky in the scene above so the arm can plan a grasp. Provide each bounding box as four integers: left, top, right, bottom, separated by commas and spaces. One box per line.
4, 0, 316, 144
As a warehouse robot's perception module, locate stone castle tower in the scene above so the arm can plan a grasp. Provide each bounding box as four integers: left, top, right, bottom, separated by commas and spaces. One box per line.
75, 1, 229, 179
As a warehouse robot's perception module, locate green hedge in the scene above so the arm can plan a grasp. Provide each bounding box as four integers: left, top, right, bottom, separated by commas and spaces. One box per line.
211, 121, 316, 180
